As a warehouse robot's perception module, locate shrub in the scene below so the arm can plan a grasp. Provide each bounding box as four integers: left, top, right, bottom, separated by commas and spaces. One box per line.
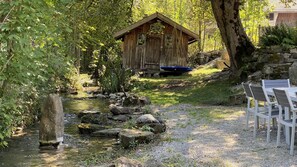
260, 24, 297, 47
92, 48, 133, 93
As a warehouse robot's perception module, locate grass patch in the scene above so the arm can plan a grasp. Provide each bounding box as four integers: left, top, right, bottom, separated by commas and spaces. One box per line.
188, 107, 243, 123
132, 66, 233, 106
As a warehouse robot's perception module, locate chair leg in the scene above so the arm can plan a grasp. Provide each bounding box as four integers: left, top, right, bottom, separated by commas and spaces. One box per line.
290, 112, 296, 155
276, 106, 282, 147
253, 101, 258, 138
267, 111, 271, 143
285, 107, 290, 145
246, 99, 250, 129
290, 125, 295, 155
267, 118, 271, 143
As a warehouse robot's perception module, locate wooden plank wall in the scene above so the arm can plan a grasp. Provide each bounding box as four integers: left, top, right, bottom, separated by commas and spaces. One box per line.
123, 19, 190, 70
276, 13, 297, 27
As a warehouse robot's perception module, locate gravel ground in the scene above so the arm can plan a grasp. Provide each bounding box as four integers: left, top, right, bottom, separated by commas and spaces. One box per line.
134, 104, 297, 167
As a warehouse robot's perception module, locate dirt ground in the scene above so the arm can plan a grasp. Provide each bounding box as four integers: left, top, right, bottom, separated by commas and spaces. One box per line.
133, 104, 297, 167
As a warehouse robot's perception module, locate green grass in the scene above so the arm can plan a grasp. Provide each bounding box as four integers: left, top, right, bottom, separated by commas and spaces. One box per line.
132, 66, 233, 106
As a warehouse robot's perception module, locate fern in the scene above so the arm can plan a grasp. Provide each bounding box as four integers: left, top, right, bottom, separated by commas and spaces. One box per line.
260, 24, 297, 47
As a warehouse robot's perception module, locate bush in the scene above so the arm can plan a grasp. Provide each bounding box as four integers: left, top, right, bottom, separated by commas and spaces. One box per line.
260, 24, 297, 47
92, 49, 133, 93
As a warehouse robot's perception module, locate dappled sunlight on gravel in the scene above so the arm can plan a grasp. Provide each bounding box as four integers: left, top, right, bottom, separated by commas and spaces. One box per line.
137, 104, 297, 166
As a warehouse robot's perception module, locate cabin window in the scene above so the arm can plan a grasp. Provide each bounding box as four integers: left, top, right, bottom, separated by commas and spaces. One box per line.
268, 13, 274, 21
165, 34, 173, 48
148, 20, 165, 35
137, 33, 146, 46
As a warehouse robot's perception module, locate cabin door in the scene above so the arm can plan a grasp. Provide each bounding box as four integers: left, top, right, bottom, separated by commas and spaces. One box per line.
144, 36, 161, 70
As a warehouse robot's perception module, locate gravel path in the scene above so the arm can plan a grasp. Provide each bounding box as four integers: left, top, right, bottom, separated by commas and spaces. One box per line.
134, 104, 297, 167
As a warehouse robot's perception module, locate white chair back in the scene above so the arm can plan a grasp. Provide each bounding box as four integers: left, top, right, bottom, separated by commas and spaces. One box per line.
242, 83, 253, 98
250, 85, 269, 103
262, 79, 290, 88
273, 88, 297, 111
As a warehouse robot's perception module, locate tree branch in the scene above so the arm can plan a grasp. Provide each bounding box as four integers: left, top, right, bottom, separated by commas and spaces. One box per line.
0, 54, 14, 74
0, 6, 15, 25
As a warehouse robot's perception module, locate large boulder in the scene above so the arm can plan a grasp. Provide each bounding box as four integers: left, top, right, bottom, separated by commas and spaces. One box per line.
78, 123, 106, 134
289, 61, 297, 85
91, 128, 122, 138
110, 104, 134, 115
123, 95, 140, 106
39, 94, 64, 147
136, 114, 159, 123
119, 129, 154, 149
139, 96, 151, 106
136, 114, 166, 134
81, 113, 111, 125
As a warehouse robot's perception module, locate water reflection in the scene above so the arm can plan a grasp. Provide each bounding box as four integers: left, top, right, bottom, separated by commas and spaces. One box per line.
0, 98, 116, 167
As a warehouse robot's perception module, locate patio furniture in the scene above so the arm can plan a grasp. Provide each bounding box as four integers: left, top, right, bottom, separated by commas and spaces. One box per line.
273, 88, 297, 155
242, 83, 256, 129
250, 85, 280, 143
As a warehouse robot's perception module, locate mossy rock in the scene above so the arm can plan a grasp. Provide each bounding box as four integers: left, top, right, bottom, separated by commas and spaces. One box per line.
78, 123, 106, 134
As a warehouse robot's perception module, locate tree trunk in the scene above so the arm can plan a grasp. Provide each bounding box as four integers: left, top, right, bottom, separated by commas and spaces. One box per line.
210, 0, 255, 77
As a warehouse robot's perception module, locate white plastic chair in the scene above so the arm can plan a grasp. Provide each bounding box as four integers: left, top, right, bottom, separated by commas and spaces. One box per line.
250, 85, 280, 143
262, 79, 290, 88
273, 88, 297, 155
242, 83, 256, 129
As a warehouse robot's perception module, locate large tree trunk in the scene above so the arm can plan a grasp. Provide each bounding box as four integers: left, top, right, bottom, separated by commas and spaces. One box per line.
210, 0, 255, 77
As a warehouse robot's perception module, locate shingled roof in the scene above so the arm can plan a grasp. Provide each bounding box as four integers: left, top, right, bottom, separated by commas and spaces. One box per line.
114, 12, 199, 44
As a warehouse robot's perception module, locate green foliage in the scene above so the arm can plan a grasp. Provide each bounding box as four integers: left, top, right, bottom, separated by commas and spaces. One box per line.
0, 0, 75, 147
92, 48, 133, 93
240, 0, 271, 44
260, 24, 297, 47
123, 119, 137, 129
140, 125, 154, 132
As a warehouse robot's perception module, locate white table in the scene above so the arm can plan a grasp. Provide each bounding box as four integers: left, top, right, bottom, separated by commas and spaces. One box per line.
265, 87, 297, 102
265, 87, 297, 144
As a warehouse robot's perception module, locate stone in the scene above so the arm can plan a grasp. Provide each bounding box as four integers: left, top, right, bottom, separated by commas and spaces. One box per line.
290, 48, 297, 54
110, 104, 133, 115
39, 94, 64, 147
109, 94, 117, 99
80, 113, 111, 125
95, 94, 107, 98
123, 95, 140, 106
116, 92, 126, 97
78, 123, 106, 134
136, 114, 166, 134
139, 96, 151, 106
119, 129, 154, 148
289, 61, 297, 85
248, 71, 262, 82
77, 110, 100, 118
140, 123, 166, 134
291, 53, 297, 59
136, 114, 159, 124
91, 128, 122, 138
112, 157, 143, 167
229, 93, 246, 105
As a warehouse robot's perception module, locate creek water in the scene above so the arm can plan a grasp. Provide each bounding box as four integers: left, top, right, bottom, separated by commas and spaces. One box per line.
0, 96, 118, 167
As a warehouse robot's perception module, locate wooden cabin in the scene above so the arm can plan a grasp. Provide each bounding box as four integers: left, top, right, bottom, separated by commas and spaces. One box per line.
269, 0, 297, 27
114, 12, 199, 72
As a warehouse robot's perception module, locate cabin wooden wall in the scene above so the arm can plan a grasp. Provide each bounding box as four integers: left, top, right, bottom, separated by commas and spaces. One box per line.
276, 13, 297, 27
122, 19, 190, 70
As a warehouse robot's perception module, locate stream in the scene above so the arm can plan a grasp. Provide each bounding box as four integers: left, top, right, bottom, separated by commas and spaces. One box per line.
0, 95, 117, 167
